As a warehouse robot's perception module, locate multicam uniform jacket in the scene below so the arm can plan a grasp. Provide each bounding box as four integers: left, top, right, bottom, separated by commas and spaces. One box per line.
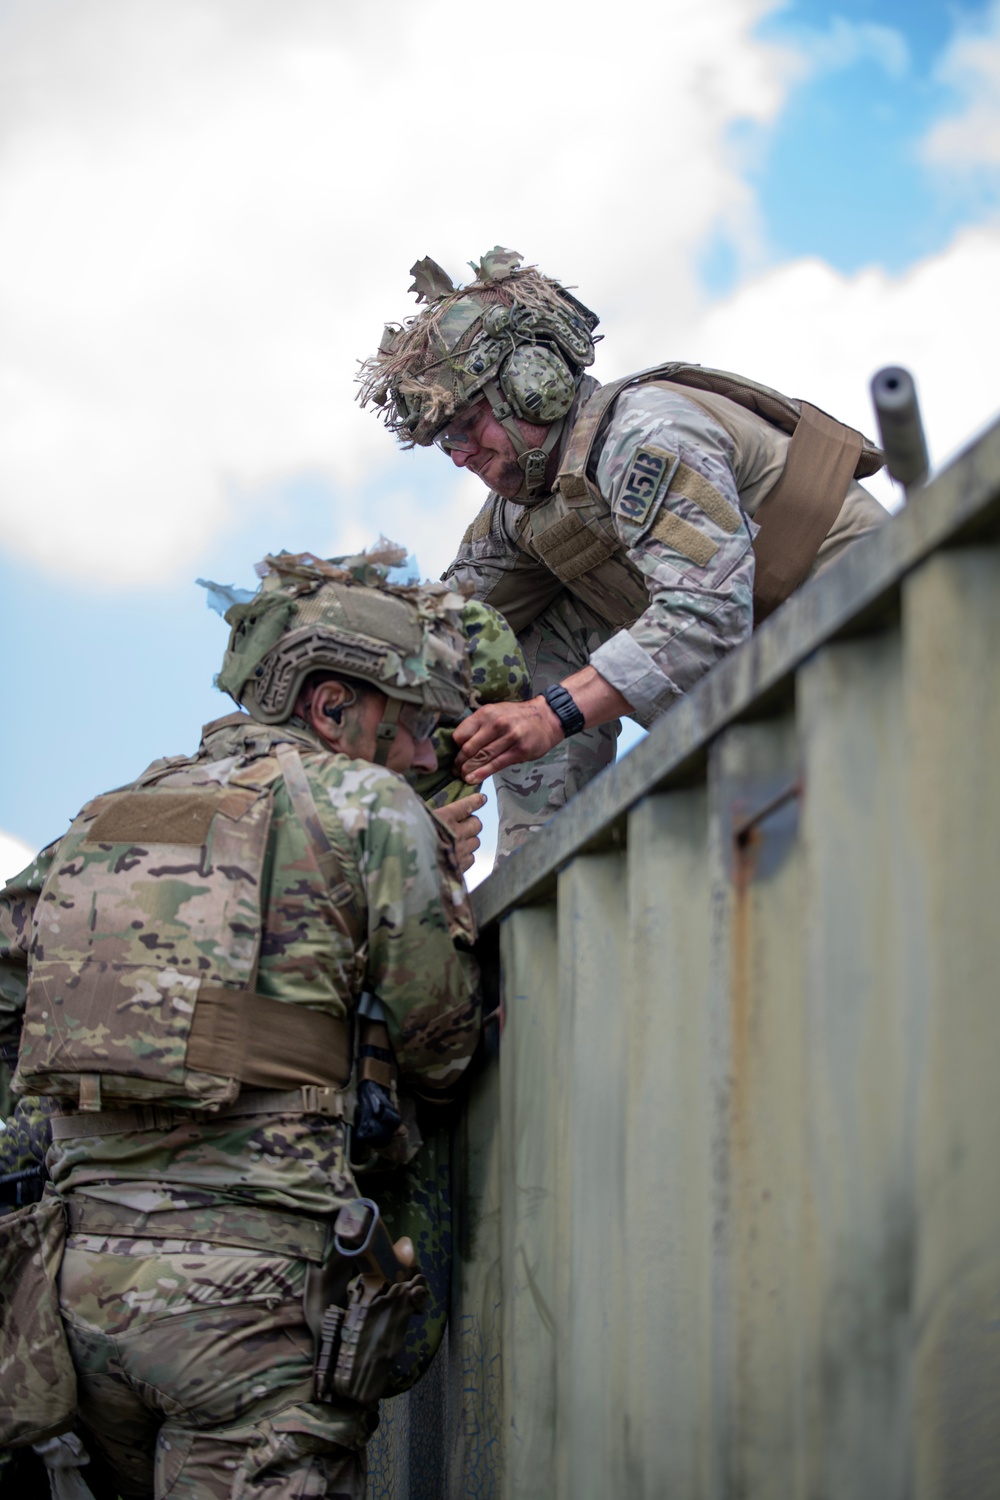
446, 376, 886, 726
0, 716, 479, 1225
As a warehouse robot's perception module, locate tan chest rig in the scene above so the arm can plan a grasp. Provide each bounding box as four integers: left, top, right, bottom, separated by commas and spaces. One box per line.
14, 734, 363, 1115
499, 362, 883, 629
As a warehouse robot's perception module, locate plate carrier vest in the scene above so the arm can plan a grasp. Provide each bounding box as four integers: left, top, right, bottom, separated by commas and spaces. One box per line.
14, 733, 371, 1115
509, 362, 883, 628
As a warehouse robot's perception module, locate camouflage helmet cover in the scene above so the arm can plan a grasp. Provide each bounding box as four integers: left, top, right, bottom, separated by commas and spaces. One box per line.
357, 248, 600, 448
216, 543, 473, 726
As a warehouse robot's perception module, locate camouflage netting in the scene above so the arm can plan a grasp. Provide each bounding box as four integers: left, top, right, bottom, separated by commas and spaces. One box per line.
357, 247, 600, 446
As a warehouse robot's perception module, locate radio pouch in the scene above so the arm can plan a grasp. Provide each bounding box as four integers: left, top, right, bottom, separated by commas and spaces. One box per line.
310, 1198, 428, 1408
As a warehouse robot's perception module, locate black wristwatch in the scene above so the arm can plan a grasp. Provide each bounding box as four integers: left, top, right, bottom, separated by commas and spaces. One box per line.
542, 684, 586, 738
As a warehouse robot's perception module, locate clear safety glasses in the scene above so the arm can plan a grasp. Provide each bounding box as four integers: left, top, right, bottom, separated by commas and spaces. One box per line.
433, 413, 481, 456
398, 704, 441, 742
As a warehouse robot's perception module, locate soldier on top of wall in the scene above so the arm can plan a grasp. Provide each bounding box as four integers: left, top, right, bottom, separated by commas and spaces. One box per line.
358, 248, 887, 858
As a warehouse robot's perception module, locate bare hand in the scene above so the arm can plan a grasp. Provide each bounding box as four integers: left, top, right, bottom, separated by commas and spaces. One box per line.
433, 792, 488, 873
452, 698, 564, 784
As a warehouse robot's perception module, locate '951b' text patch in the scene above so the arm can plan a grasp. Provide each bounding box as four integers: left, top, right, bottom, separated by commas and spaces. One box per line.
615, 445, 675, 529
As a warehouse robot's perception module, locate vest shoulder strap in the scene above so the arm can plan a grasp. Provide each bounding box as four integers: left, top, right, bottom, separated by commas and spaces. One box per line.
275, 744, 366, 969
557, 361, 882, 501
750, 402, 863, 622
555, 362, 884, 621
276, 747, 358, 909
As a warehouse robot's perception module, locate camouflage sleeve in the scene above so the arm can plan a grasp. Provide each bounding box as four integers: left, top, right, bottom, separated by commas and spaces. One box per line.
316, 763, 481, 1100
0, 844, 56, 1055
587, 385, 756, 726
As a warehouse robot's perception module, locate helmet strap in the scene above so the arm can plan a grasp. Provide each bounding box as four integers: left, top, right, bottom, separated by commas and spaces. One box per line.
373, 696, 403, 766
482, 380, 565, 499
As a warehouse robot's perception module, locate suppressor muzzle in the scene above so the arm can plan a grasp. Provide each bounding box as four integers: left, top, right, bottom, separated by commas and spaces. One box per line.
870, 365, 929, 490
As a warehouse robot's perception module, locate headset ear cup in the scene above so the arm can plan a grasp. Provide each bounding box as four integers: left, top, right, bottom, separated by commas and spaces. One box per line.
499, 344, 577, 424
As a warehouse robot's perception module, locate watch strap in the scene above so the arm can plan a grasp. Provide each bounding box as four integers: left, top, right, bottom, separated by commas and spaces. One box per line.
543, 684, 586, 738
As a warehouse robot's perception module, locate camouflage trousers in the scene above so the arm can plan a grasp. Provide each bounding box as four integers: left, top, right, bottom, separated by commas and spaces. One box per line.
59, 1234, 372, 1500
495, 592, 620, 859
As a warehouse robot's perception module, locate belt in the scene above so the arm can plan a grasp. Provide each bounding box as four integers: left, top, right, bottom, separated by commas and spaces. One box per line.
50, 1083, 355, 1141
65, 1194, 330, 1263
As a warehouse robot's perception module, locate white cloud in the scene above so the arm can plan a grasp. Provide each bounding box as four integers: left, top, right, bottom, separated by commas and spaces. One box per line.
2, 0, 995, 604
0, 831, 36, 886
685, 226, 1000, 506
924, 1, 1000, 172
0, 0, 792, 587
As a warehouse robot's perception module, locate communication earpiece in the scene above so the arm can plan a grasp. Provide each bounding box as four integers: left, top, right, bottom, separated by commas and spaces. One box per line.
323, 704, 344, 724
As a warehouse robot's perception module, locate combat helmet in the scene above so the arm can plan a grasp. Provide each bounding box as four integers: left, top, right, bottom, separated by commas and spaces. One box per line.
213, 543, 472, 762
357, 248, 599, 498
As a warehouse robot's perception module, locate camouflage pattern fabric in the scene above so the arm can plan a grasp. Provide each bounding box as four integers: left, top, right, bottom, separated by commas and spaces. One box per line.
490, 593, 620, 855
0, 1094, 56, 1211
59, 1238, 369, 1499
446, 383, 758, 721
0, 714, 480, 1495
0, 1093, 112, 1499
412, 599, 531, 809
0, 847, 49, 1070
449, 381, 887, 858
445, 381, 882, 855
1, 718, 479, 1225
0, 1193, 76, 1449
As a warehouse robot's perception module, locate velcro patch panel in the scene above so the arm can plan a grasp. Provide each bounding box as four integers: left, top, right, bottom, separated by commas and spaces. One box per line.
615, 445, 676, 529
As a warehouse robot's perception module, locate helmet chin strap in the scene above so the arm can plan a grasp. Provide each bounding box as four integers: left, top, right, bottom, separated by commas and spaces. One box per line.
482, 380, 565, 500
373, 696, 403, 766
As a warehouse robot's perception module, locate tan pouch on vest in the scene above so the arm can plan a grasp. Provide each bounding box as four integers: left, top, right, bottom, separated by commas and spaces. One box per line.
0, 1195, 77, 1448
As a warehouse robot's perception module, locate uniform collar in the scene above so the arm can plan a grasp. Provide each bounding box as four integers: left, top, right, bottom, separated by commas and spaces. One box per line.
198, 713, 327, 760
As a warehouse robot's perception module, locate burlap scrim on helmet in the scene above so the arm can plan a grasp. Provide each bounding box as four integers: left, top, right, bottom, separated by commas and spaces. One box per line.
357, 248, 599, 447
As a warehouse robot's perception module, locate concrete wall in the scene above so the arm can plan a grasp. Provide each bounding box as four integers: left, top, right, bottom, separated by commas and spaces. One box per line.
370, 416, 1000, 1499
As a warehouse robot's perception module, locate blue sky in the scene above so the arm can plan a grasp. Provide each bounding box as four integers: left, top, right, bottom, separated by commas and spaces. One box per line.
1, 0, 998, 883
746, 0, 998, 275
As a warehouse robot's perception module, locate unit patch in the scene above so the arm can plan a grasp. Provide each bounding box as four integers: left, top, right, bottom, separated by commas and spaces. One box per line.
615, 446, 675, 530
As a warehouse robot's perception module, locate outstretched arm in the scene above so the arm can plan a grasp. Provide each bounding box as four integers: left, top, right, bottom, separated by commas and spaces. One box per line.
453, 668, 632, 784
